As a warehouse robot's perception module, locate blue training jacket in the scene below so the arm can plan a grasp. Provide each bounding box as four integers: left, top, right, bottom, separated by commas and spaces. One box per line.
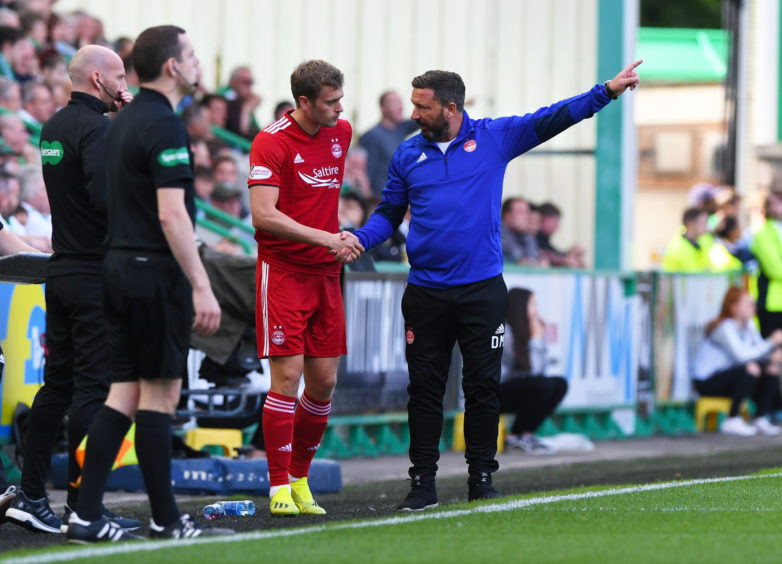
354, 83, 612, 289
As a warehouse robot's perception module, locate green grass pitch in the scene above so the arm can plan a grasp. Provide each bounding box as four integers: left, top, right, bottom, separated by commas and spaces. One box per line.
5, 469, 782, 564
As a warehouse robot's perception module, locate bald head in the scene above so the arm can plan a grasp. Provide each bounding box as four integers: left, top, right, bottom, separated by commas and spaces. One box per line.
68, 44, 127, 111
69, 45, 122, 89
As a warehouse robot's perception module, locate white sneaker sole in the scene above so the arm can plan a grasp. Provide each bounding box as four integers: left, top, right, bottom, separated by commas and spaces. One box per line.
5, 508, 62, 534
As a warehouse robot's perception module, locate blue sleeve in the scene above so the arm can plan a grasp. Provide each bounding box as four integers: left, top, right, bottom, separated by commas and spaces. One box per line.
354, 150, 409, 250
487, 83, 611, 161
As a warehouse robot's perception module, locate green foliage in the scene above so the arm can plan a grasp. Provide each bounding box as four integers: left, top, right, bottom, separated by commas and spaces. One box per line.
641, 0, 722, 29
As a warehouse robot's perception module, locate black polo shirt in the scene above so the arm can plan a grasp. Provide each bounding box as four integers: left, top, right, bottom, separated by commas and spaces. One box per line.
105, 88, 194, 253
40, 91, 110, 277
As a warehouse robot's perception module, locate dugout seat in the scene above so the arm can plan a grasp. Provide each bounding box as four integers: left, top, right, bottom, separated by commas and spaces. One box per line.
184, 427, 243, 456
452, 412, 506, 453
694, 396, 748, 432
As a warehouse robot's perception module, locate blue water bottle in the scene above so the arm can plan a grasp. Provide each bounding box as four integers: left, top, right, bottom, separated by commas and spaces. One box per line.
202, 503, 225, 520
221, 500, 256, 516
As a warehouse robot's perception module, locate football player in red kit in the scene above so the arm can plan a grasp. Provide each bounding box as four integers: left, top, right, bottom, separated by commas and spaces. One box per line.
248, 59, 363, 516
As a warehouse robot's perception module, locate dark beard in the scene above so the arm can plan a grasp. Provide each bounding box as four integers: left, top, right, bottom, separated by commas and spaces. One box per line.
417, 118, 450, 142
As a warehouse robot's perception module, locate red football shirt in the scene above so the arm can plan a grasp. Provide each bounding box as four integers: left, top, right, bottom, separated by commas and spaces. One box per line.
248, 112, 352, 276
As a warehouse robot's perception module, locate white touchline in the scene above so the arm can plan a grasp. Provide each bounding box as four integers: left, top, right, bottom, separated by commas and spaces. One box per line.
6, 471, 782, 564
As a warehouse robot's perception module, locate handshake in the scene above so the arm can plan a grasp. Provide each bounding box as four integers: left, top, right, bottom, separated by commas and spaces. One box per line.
328, 231, 365, 264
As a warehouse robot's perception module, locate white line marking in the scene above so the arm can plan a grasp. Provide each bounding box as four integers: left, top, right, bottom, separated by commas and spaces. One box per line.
6, 471, 782, 564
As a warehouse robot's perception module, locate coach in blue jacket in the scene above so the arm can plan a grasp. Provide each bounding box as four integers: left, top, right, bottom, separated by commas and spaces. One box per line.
347, 61, 642, 510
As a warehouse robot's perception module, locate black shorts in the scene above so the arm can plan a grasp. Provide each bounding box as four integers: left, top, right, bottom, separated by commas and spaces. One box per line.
103, 250, 192, 382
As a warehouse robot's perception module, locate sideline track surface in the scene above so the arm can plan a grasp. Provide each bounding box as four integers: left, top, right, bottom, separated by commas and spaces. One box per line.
6, 470, 782, 564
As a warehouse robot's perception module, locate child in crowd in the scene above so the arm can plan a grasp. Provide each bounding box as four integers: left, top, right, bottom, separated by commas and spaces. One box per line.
501, 287, 568, 453
691, 286, 782, 436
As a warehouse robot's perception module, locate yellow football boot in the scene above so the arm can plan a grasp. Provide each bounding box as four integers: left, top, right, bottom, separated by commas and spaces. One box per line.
270, 487, 300, 517
290, 477, 326, 515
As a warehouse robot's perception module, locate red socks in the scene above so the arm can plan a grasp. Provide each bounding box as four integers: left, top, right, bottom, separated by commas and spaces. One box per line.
289, 392, 331, 479
263, 392, 296, 487
263, 391, 331, 485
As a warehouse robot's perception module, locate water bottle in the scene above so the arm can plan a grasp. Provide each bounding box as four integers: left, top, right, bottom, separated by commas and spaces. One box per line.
202, 500, 256, 520
202, 503, 224, 520
221, 500, 256, 516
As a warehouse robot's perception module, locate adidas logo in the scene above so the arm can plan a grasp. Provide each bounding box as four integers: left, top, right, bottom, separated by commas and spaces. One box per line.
294, 153, 304, 163
495, 324, 505, 335
306, 443, 320, 452
416, 152, 427, 162
278, 443, 292, 452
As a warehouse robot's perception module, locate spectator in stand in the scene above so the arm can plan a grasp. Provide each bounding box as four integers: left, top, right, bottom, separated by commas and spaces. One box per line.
115, 37, 138, 92
0, 169, 48, 250
20, 10, 47, 50
213, 154, 239, 185
19, 81, 55, 126
341, 146, 372, 199
222, 65, 261, 140
272, 99, 294, 122
48, 12, 78, 59
536, 201, 585, 268
40, 51, 68, 90
0, 7, 20, 28
210, 183, 247, 222
689, 181, 719, 215
0, 25, 24, 79
691, 286, 782, 437
501, 197, 548, 267
0, 75, 21, 111
17, 164, 50, 239
201, 93, 228, 129
501, 287, 567, 453
661, 207, 713, 272
708, 216, 747, 272
182, 103, 211, 142
7, 33, 37, 82
194, 165, 215, 202
0, 113, 38, 164
210, 182, 254, 249
338, 190, 367, 231
190, 139, 211, 169
751, 191, 782, 338
359, 90, 419, 197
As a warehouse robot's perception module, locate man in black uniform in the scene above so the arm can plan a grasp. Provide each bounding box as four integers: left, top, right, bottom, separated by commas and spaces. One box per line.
66, 26, 232, 543
4, 45, 141, 535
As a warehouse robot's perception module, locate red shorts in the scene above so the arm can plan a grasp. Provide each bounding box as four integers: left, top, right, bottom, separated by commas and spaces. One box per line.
256, 260, 346, 358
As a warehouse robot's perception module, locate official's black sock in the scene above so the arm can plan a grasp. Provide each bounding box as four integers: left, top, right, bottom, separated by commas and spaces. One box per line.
135, 410, 179, 527
74, 406, 131, 521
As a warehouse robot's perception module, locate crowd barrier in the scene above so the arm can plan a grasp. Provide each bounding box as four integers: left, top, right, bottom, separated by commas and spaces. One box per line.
0, 256, 742, 447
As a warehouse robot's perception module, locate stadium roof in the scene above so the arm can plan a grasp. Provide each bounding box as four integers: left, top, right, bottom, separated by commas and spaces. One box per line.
637, 27, 730, 83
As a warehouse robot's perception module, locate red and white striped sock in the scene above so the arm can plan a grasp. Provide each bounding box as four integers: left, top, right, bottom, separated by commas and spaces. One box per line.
262, 391, 296, 488
289, 391, 331, 479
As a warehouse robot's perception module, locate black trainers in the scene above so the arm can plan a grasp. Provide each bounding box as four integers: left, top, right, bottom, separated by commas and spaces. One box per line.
5, 490, 62, 533
396, 475, 438, 512
0, 485, 17, 526
467, 472, 501, 501
66, 512, 143, 544
149, 514, 234, 539
61, 504, 142, 533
